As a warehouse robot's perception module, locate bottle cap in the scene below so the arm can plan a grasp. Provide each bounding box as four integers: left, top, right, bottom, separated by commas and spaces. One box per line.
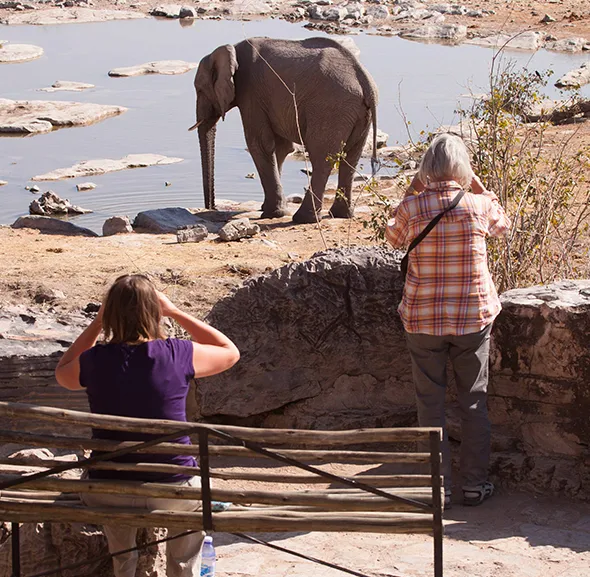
204, 536, 213, 544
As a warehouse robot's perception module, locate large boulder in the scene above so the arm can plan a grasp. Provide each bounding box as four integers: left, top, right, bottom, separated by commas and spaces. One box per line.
200, 247, 414, 429
198, 248, 590, 499
12, 215, 98, 237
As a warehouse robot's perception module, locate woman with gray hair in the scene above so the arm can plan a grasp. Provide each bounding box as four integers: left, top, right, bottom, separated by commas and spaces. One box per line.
386, 133, 510, 508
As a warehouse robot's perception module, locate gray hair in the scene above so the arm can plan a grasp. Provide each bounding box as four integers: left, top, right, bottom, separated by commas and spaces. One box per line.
416, 133, 473, 189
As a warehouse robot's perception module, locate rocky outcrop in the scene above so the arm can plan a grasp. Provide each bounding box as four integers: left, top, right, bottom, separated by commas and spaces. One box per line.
29, 191, 92, 216
103, 215, 133, 236
0, 8, 146, 25
555, 63, 590, 89
0, 99, 126, 135
465, 31, 542, 50
199, 248, 590, 499
31, 154, 182, 181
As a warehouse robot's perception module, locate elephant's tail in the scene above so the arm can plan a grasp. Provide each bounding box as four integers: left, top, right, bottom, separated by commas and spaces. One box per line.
370, 100, 380, 177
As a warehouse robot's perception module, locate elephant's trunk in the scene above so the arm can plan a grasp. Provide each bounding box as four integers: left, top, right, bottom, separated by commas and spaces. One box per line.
198, 123, 217, 210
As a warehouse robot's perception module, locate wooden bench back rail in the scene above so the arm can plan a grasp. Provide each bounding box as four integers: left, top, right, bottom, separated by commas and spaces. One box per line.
0, 402, 444, 577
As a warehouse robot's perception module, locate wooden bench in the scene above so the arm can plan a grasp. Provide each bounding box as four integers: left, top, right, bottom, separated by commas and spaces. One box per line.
0, 402, 444, 577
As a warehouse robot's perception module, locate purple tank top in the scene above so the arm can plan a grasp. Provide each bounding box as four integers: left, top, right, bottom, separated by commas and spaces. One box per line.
79, 338, 197, 482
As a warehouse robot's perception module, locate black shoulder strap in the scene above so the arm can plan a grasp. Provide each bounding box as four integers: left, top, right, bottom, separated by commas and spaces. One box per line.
400, 189, 466, 278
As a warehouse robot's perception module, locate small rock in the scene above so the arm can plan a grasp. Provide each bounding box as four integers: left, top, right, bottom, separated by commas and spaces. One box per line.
84, 302, 101, 313
165, 181, 172, 187
150, 3, 181, 17
245, 173, 256, 179
29, 190, 91, 216
176, 224, 208, 243
34, 287, 66, 304
218, 218, 260, 242
76, 182, 96, 191
287, 194, 304, 204
12, 215, 98, 237
26, 184, 40, 193
0, 180, 7, 186
365, 5, 389, 19
178, 5, 195, 18
541, 14, 556, 23
102, 215, 133, 236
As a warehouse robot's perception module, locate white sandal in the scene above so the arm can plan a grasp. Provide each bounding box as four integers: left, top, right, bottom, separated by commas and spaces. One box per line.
463, 482, 494, 506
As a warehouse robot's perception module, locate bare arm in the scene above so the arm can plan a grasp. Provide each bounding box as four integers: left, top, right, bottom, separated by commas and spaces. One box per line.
55, 313, 103, 391
158, 292, 240, 378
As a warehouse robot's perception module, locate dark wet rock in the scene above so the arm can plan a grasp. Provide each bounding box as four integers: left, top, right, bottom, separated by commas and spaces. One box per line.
83, 302, 101, 314
102, 215, 133, 236
197, 248, 590, 499
217, 218, 260, 242
29, 191, 92, 216
286, 194, 304, 204
179, 5, 195, 18
150, 3, 181, 17
12, 215, 98, 237
176, 224, 208, 243
133, 207, 216, 234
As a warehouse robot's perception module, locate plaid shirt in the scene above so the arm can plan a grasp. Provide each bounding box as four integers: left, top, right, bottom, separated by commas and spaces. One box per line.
386, 181, 511, 336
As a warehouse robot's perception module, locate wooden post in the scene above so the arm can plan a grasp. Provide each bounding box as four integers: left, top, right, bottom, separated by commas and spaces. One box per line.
429, 431, 443, 577
11, 522, 20, 577
198, 429, 213, 532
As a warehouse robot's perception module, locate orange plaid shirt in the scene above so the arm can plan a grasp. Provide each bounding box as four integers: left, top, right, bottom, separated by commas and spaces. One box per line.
386, 181, 511, 336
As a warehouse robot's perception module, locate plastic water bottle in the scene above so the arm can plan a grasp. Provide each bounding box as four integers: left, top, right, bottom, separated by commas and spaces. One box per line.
200, 536, 216, 577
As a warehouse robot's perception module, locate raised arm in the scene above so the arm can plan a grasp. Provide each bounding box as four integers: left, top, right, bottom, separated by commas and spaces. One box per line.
55, 311, 103, 391
158, 292, 240, 378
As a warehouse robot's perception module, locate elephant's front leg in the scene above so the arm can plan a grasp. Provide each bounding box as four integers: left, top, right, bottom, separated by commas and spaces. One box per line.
245, 131, 288, 219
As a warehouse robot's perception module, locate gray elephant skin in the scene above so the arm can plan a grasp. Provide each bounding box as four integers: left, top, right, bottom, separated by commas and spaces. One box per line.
190, 37, 379, 224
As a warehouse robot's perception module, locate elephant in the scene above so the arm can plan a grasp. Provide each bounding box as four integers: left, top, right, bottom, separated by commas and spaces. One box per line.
189, 37, 379, 224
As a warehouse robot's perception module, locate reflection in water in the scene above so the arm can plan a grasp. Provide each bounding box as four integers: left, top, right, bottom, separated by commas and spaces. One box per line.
0, 18, 587, 233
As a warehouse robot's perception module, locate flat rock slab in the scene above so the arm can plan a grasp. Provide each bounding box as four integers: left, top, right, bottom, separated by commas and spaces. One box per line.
12, 215, 98, 237
400, 24, 467, 41
0, 43, 44, 63
545, 36, 590, 53
0, 8, 146, 26
108, 60, 198, 77
134, 207, 210, 234
556, 63, 590, 89
31, 154, 182, 181
465, 31, 542, 51
39, 81, 95, 93
0, 99, 127, 135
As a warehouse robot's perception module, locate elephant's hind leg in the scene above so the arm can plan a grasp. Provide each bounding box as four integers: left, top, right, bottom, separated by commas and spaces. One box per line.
329, 120, 371, 219
292, 150, 332, 224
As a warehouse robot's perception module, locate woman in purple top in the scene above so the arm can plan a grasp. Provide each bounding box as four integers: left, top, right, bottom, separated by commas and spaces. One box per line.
55, 274, 240, 577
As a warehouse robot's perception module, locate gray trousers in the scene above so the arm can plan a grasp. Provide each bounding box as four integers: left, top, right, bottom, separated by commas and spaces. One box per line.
405, 324, 492, 490
82, 476, 205, 577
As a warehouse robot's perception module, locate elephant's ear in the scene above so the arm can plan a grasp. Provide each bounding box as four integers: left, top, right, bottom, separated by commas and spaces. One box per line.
210, 44, 238, 120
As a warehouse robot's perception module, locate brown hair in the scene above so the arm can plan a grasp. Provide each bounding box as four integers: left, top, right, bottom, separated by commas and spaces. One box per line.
102, 274, 164, 344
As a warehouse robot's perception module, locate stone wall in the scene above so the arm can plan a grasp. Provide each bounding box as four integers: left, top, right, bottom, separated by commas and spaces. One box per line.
201, 248, 590, 499
1, 250, 589, 498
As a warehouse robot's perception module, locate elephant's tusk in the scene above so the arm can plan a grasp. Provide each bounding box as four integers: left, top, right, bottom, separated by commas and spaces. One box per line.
188, 119, 205, 131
